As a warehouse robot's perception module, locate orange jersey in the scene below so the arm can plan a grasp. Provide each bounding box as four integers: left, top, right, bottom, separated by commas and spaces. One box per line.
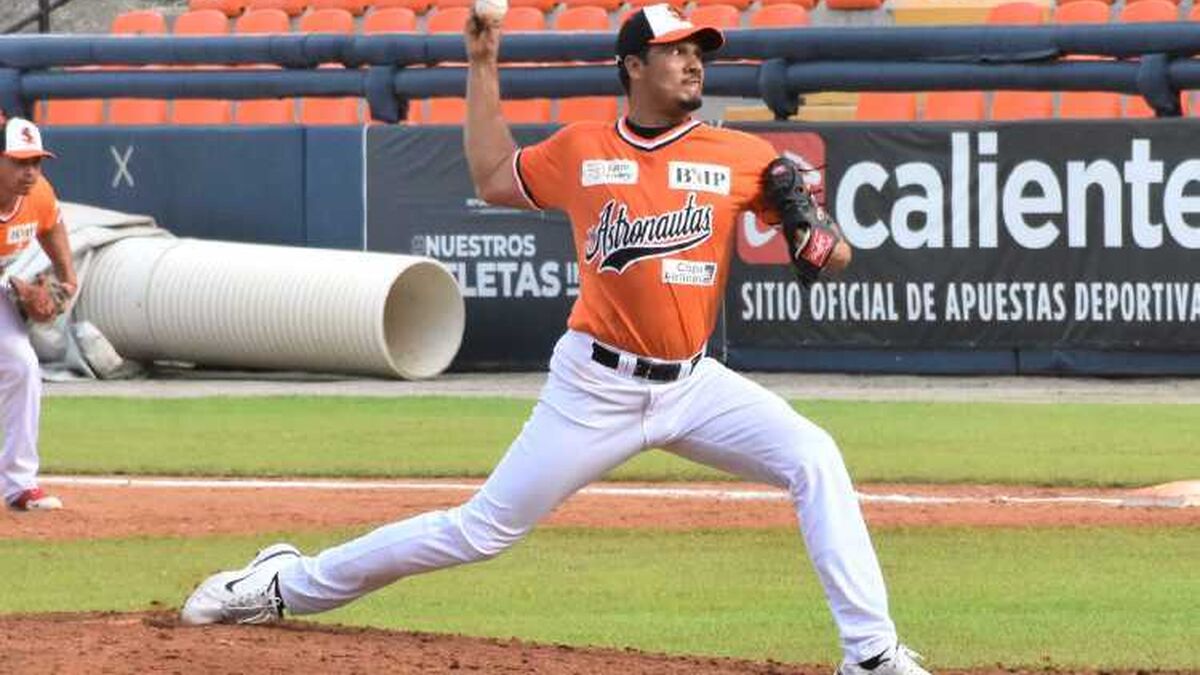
516, 117, 778, 360
0, 176, 59, 267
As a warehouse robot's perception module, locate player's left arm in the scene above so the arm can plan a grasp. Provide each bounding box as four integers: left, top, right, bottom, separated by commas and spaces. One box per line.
36, 205, 78, 298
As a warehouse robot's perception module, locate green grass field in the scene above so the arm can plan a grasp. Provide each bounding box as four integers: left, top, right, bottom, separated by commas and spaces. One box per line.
9, 395, 1198, 669
40, 396, 1200, 485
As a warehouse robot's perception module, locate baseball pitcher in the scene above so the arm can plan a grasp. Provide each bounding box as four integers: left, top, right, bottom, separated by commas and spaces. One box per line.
0, 116, 77, 511
182, 7, 930, 673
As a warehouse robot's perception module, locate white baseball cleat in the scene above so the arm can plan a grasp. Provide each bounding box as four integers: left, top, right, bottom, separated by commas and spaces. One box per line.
836, 644, 932, 675
180, 543, 301, 626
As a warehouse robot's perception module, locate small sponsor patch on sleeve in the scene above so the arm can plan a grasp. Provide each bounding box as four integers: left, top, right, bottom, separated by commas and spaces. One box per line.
661, 258, 718, 286
582, 160, 638, 187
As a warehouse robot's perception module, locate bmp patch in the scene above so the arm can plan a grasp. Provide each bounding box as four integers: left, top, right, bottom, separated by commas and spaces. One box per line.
661, 258, 717, 286
668, 161, 730, 196
582, 160, 638, 187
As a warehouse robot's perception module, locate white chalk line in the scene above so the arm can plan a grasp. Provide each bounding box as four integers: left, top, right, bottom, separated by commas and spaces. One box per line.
38, 475, 1192, 508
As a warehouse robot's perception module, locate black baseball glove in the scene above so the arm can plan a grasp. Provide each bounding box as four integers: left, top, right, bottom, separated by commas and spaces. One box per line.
761, 157, 844, 287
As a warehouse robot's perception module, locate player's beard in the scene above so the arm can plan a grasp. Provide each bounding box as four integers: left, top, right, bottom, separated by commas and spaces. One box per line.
678, 94, 703, 113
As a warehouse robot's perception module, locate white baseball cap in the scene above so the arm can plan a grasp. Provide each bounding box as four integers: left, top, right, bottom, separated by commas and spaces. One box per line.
2, 117, 56, 160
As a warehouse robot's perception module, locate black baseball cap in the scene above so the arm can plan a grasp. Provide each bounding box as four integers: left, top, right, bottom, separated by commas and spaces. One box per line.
615, 4, 725, 59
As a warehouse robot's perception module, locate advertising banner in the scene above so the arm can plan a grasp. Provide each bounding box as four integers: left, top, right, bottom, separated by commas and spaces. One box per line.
729, 120, 1200, 356
366, 126, 577, 369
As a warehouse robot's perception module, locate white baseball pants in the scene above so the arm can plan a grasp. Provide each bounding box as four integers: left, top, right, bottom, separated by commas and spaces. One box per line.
279, 330, 897, 661
0, 295, 44, 504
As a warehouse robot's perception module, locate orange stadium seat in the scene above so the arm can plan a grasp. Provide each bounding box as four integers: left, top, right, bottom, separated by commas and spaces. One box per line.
627, 0, 688, 10
554, 6, 618, 123
109, 11, 169, 126
826, 0, 882, 10
308, 0, 371, 14
189, 0, 250, 15
985, 2, 1052, 120
510, 0, 558, 11
1055, 0, 1119, 119
500, 8, 551, 123
171, 10, 234, 125
363, 6, 418, 30
1189, 2, 1200, 19
246, 0, 308, 16
762, 0, 817, 11
855, 92, 917, 121
298, 9, 361, 124
562, 0, 622, 11
688, 4, 741, 28
922, 91, 985, 121
363, 8, 420, 122
1120, 0, 1180, 118
696, 0, 751, 10
111, 9, 168, 33
425, 7, 471, 123
986, 1, 1046, 23
233, 9, 296, 124
750, 4, 811, 26
428, 0, 473, 9
39, 65, 105, 126
367, 0, 433, 13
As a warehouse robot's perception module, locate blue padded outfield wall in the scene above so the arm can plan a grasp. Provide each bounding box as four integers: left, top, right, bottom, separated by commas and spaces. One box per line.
40, 121, 1200, 375
41, 126, 364, 248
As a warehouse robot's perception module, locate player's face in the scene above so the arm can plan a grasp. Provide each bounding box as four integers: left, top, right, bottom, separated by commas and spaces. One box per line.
0, 156, 42, 198
639, 39, 705, 116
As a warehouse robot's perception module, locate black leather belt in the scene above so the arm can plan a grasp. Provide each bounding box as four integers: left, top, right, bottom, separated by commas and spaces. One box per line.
591, 343, 702, 382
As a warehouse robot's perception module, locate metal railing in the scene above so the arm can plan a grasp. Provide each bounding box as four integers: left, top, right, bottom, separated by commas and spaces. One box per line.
4, 0, 80, 34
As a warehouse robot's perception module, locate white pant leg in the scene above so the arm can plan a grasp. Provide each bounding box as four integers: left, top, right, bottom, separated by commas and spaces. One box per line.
279, 332, 649, 615
0, 297, 42, 504
653, 361, 896, 663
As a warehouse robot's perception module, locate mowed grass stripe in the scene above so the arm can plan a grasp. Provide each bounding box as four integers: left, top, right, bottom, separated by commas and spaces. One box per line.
0, 527, 1194, 668
41, 397, 1199, 486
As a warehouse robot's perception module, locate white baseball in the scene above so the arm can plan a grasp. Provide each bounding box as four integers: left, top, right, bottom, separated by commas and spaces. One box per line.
473, 0, 507, 22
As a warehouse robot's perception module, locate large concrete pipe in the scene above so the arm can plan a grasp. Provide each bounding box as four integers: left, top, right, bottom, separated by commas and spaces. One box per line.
74, 237, 464, 379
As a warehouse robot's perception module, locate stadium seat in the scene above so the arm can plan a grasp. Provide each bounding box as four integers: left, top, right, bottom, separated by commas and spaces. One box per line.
923, 91, 985, 121
553, 6, 618, 123
826, 0, 882, 10
510, 0, 558, 11
428, 0, 473, 9
554, 5, 607, 28
425, 7, 470, 123
189, 0, 251, 15
363, 6, 418, 30
111, 9, 168, 34
985, 2, 1052, 120
1053, 0, 1109, 22
696, 0, 751, 10
855, 92, 917, 121
171, 10, 235, 125
985, 1, 1046, 23
499, 8, 551, 123
39, 66, 106, 126
234, 9, 296, 124
367, 0, 433, 13
1120, 0, 1180, 117
762, 0, 817, 10
298, 9, 361, 124
562, 0, 622, 11
749, 4, 811, 27
1189, 2, 1200, 19
1055, 0, 1119, 119
246, 0, 308, 16
627, 0, 688, 10
109, 11, 169, 126
308, 0, 371, 14
688, 4, 741, 28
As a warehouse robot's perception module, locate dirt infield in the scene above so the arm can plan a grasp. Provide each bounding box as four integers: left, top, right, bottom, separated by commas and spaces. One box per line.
4, 479, 1198, 673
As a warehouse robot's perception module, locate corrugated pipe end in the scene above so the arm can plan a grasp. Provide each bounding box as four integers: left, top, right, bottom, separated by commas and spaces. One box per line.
381, 260, 465, 380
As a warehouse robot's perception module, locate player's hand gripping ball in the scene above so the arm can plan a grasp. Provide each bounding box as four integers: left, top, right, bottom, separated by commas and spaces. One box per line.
473, 0, 507, 22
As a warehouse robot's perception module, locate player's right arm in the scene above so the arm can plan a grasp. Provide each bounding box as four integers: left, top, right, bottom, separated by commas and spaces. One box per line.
463, 14, 527, 209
